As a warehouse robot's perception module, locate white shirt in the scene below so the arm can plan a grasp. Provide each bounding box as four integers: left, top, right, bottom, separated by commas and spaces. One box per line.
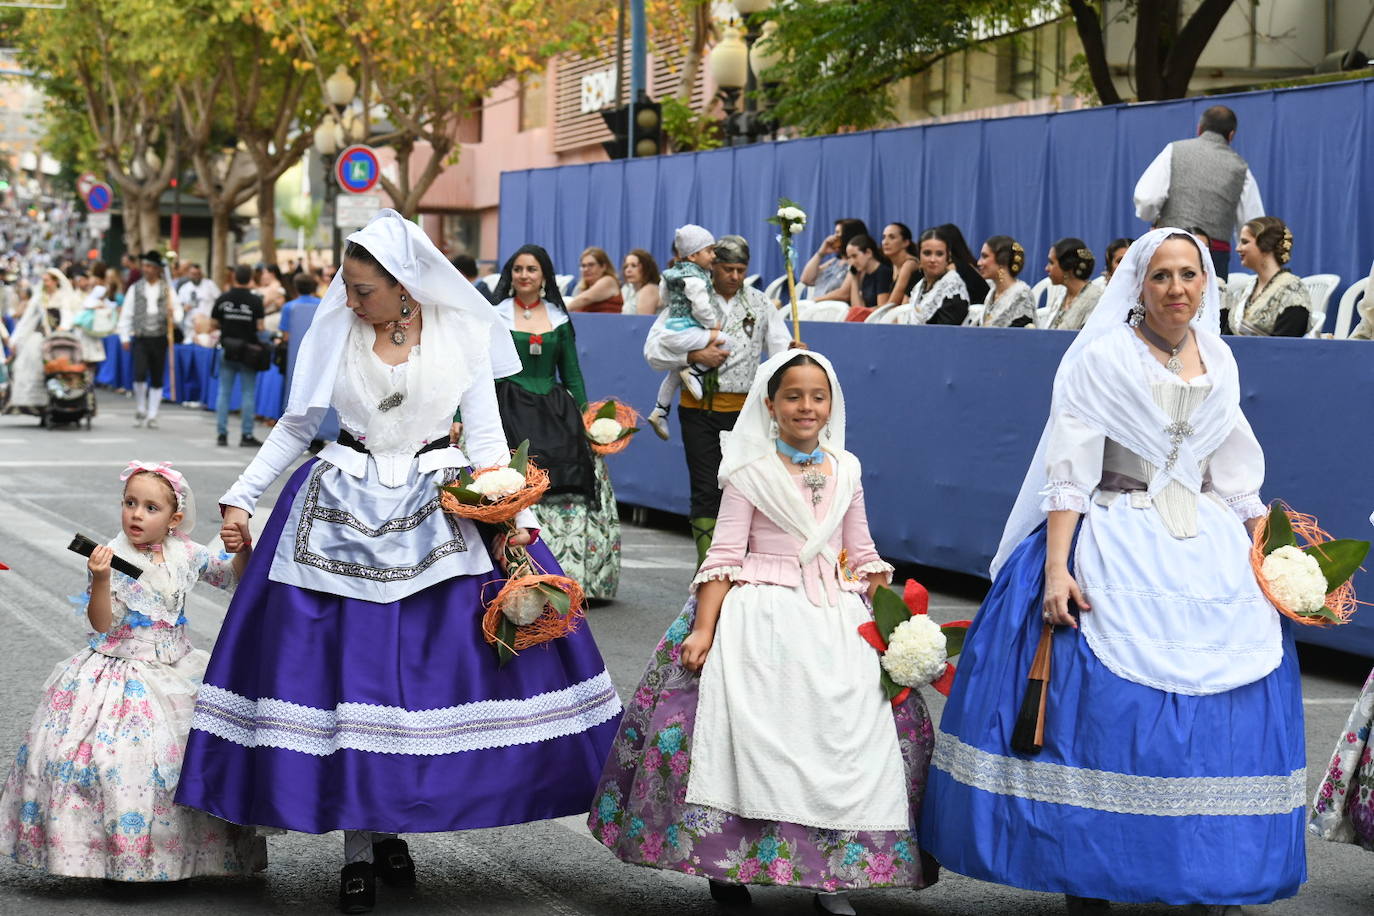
178, 278, 221, 319
1133, 144, 1264, 242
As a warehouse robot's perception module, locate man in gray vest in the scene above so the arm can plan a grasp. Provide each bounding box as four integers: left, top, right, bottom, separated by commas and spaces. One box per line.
115, 250, 182, 429
1133, 105, 1264, 280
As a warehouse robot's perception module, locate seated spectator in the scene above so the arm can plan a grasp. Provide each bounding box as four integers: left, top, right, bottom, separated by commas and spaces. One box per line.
1092, 237, 1133, 289
621, 248, 662, 315
900, 227, 971, 325
1225, 216, 1310, 336
879, 222, 920, 306
933, 223, 991, 305
451, 253, 494, 303
976, 235, 1034, 327
1045, 238, 1101, 330
803, 218, 870, 302
842, 234, 893, 321
567, 246, 623, 312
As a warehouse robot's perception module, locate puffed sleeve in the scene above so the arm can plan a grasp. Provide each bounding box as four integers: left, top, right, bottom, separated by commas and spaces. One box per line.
691, 483, 754, 588
457, 367, 539, 532
842, 484, 894, 582
1040, 411, 1106, 515
1207, 410, 1266, 521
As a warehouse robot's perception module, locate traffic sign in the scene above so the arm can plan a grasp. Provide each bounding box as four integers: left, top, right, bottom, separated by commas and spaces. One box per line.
85, 182, 113, 213
76, 172, 100, 197
88, 212, 112, 232
335, 193, 382, 229
335, 145, 380, 194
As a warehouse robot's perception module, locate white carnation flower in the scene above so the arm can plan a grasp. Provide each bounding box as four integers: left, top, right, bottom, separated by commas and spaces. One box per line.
1261, 545, 1329, 615
503, 585, 548, 625
880, 615, 948, 688
588, 417, 623, 445
469, 466, 527, 499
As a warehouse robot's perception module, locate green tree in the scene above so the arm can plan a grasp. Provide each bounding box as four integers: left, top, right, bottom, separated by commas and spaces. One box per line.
758, 0, 1240, 136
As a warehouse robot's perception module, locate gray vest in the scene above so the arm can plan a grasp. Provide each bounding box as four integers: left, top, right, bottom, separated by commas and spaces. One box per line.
1156, 133, 1249, 242
129, 281, 167, 338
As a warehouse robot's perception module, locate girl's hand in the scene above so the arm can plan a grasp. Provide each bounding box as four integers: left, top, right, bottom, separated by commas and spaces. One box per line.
1043, 564, 1090, 628
491, 528, 534, 570
87, 545, 114, 579
221, 507, 252, 553
680, 629, 714, 672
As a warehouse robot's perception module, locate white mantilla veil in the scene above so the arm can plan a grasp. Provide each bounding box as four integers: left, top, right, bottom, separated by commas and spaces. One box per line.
718, 349, 859, 569
990, 227, 1231, 577
287, 209, 520, 417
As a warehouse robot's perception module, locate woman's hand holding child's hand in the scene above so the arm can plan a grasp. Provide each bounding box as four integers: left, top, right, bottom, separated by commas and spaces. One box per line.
220, 507, 253, 553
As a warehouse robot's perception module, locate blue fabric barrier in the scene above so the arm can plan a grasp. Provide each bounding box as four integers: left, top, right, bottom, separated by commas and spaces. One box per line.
572, 314, 1374, 655
502, 78, 1374, 332
96, 337, 284, 419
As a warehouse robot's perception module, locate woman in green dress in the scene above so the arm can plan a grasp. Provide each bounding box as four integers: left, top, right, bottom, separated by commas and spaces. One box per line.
487, 245, 621, 598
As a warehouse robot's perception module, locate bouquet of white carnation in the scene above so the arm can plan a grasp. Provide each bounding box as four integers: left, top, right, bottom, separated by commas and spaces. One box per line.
1250, 501, 1369, 627
467, 466, 528, 500
880, 615, 948, 688
582, 399, 639, 455
588, 417, 623, 445
1260, 545, 1329, 616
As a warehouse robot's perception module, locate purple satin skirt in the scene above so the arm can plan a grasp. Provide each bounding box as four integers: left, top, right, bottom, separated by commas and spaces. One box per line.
175, 460, 622, 834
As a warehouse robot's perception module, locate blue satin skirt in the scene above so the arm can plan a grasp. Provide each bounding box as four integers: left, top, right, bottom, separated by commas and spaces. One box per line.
175, 460, 622, 834
919, 525, 1306, 905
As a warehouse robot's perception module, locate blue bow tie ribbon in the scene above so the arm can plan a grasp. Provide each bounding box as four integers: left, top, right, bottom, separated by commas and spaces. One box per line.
775, 438, 824, 465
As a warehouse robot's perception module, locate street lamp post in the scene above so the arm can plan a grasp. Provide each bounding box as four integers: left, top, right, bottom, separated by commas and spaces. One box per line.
708, 0, 778, 146
315, 65, 360, 265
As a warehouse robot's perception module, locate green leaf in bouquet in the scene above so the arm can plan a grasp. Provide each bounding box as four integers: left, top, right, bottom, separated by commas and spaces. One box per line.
458, 467, 475, 487
941, 626, 967, 659
537, 582, 573, 617
871, 585, 911, 642
879, 669, 905, 703
1303, 539, 1371, 594
616, 426, 639, 440
1299, 605, 1343, 624
440, 484, 484, 505
494, 617, 519, 667
595, 401, 619, 421
1262, 502, 1297, 555
510, 439, 530, 475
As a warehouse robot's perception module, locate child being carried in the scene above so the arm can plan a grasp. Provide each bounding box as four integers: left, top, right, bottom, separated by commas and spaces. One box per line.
646, 225, 728, 440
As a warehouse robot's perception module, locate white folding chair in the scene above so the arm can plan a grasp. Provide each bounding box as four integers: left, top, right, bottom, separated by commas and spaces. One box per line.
1030, 277, 1054, 327
1224, 272, 1254, 308
480, 274, 501, 294
963, 304, 986, 327
1301, 274, 1341, 336
1333, 277, 1368, 340
762, 276, 787, 302
865, 303, 898, 324
744, 273, 760, 289
880, 304, 915, 324
803, 302, 849, 322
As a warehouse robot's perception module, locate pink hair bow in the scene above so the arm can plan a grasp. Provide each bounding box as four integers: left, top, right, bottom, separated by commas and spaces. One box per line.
120, 460, 187, 505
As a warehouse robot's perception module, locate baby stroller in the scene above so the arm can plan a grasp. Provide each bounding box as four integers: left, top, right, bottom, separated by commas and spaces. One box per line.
40, 334, 95, 429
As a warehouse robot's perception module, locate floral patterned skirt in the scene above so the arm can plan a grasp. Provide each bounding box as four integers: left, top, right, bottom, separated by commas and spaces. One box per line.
588, 597, 938, 892
1310, 665, 1374, 849
534, 455, 621, 600
0, 647, 263, 881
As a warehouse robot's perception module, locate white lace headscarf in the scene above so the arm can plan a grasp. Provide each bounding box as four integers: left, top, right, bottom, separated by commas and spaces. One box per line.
287, 209, 521, 422
990, 227, 1232, 577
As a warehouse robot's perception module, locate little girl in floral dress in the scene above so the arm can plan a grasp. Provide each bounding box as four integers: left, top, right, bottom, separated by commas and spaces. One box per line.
0, 460, 263, 881
589, 351, 937, 915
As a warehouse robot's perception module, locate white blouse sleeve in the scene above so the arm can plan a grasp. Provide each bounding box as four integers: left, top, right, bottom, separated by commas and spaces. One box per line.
1207, 410, 1266, 521
220, 406, 327, 515
1133, 145, 1172, 224
1040, 411, 1106, 515
457, 369, 538, 531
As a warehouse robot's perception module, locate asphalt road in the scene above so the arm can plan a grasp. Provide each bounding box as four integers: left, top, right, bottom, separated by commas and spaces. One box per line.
1, 395, 1371, 915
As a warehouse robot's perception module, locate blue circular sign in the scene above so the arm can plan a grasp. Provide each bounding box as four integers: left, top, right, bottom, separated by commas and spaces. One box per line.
86, 183, 113, 213
335, 145, 380, 194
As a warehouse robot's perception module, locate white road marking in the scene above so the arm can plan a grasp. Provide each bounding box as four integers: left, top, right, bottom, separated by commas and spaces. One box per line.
0, 570, 86, 652
1304, 697, 1361, 706
0, 460, 246, 468
621, 557, 698, 570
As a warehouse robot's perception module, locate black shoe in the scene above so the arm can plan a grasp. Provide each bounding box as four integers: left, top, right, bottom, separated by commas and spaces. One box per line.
708, 878, 751, 906
240, 434, 261, 447
372, 838, 416, 887
217, 434, 228, 447
339, 862, 375, 914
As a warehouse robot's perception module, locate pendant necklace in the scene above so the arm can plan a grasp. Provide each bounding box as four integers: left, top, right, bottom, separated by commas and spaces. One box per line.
1137, 322, 1188, 374
517, 297, 539, 321
776, 438, 828, 506
386, 313, 416, 346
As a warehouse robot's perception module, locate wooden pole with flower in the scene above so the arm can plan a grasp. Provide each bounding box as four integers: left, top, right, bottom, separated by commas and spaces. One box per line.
767, 198, 808, 345
438, 441, 587, 667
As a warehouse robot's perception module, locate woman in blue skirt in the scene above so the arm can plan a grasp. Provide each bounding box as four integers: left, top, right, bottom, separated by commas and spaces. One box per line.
919, 228, 1305, 915
174, 211, 622, 913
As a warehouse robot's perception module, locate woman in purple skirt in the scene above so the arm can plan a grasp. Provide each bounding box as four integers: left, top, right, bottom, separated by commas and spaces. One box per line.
174, 211, 621, 914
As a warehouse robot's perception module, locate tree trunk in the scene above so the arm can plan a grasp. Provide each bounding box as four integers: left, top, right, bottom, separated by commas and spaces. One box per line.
138, 200, 162, 257
257, 176, 278, 269
1066, 0, 1122, 105
210, 205, 233, 278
